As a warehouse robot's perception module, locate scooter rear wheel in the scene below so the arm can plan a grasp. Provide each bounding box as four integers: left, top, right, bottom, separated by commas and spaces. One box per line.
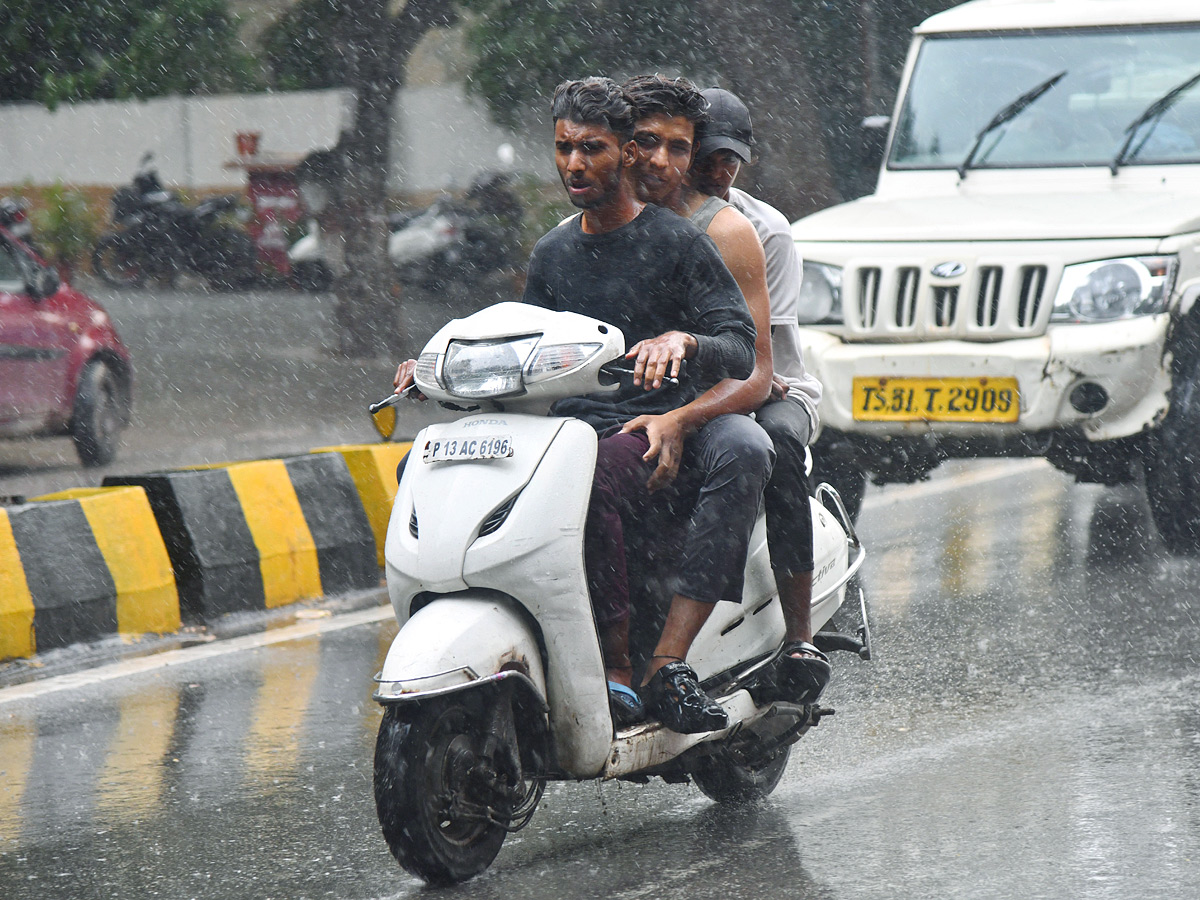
374, 700, 508, 884
687, 742, 791, 804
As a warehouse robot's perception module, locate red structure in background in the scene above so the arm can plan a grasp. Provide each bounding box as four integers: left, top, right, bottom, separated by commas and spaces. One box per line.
225, 133, 305, 280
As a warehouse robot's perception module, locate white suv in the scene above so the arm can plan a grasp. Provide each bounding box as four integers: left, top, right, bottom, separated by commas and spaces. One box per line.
795, 0, 1200, 552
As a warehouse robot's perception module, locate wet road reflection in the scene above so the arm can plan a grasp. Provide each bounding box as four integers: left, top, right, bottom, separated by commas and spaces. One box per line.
2, 461, 1200, 899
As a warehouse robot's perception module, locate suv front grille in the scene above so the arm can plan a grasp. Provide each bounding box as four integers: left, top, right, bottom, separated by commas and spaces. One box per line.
975, 266, 1002, 327
847, 260, 1052, 339
857, 268, 881, 329
1017, 266, 1048, 328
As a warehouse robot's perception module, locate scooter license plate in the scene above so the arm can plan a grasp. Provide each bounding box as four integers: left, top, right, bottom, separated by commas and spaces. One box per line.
422, 435, 514, 463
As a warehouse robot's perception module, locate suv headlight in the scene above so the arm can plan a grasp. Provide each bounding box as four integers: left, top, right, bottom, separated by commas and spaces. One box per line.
1051, 256, 1176, 322
797, 262, 843, 324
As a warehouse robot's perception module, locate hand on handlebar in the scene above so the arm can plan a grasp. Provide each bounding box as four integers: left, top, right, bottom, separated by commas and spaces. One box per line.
626, 331, 696, 391
392, 359, 427, 402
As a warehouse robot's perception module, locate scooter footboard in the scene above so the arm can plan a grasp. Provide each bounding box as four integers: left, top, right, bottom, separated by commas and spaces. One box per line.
373, 592, 547, 707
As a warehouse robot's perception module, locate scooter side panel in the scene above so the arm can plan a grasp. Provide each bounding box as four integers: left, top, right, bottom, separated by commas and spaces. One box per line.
462, 418, 610, 778
687, 514, 785, 681
687, 495, 849, 680
809, 499, 850, 631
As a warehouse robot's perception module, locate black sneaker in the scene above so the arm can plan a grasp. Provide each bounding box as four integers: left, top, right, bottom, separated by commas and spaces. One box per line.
758, 640, 831, 704
642, 661, 729, 734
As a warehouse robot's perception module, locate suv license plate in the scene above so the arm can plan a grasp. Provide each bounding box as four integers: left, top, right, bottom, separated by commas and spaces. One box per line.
852, 376, 1019, 423
422, 435, 514, 463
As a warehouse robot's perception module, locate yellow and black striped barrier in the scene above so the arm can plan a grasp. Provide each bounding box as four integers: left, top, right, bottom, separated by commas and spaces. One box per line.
0, 486, 179, 660
105, 451, 381, 623
1, 443, 406, 663
312, 442, 412, 566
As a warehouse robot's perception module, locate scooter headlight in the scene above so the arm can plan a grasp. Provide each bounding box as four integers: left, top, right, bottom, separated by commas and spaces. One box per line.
1051, 256, 1176, 322
440, 336, 540, 398
524, 342, 604, 382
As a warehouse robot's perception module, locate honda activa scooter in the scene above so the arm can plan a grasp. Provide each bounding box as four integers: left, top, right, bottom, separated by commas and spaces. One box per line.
370, 301, 869, 884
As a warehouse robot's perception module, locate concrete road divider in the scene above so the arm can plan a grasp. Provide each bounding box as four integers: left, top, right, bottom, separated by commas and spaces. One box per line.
105, 452, 378, 624
105, 467, 270, 623
311, 442, 412, 566
1, 448, 390, 663
34, 487, 181, 636
0, 509, 36, 660
0, 486, 178, 661
277, 453, 380, 596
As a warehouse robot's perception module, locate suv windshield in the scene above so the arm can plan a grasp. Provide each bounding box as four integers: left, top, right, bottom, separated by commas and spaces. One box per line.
890, 25, 1200, 170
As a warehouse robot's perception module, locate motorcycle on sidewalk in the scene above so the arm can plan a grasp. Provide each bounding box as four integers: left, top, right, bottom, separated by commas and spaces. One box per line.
368, 301, 872, 884
0, 195, 37, 252
92, 153, 256, 290
288, 171, 523, 294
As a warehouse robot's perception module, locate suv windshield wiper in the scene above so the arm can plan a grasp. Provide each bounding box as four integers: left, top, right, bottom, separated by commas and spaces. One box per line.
1110, 67, 1200, 174
957, 70, 1067, 179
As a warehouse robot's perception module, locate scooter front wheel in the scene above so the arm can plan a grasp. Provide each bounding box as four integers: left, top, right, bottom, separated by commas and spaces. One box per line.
374, 700, 508, 884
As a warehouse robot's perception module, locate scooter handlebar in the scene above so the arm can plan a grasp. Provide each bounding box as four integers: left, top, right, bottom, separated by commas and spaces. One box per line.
598, 359, 683, 387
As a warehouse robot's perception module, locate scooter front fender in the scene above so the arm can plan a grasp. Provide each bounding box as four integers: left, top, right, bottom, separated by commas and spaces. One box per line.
373, 592, 547, 707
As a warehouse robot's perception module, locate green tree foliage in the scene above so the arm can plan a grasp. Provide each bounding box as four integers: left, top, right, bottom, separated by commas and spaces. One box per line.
459, 0, 713, 129
460, 0, 959, 207
0, 0, 259, 107
261, 0, 346, 91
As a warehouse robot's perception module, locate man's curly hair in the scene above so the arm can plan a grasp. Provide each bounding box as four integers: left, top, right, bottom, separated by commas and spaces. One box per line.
622, 74, 710, 127
551, 77, 636, 142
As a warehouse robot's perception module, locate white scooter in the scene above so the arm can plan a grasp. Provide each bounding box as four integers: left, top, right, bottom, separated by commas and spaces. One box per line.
370, 302, 869, 885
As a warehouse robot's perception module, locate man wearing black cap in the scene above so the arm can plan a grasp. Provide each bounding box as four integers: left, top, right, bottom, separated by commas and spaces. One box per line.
624, 76, 829, 703
692, 87, 829, 703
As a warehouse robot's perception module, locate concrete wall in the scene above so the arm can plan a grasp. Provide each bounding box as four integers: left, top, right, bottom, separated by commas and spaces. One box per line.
0, 86, 551, 195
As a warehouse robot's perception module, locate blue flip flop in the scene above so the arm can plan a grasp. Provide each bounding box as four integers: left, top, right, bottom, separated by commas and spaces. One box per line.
608, 681, 645, 728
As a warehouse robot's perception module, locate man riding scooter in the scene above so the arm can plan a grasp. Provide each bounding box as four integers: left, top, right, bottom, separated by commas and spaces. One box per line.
394, 76, 770, 734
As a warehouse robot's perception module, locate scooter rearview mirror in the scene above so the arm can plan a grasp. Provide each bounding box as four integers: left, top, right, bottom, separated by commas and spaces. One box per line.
371, 405, 397, 441
369, 391, 405, 441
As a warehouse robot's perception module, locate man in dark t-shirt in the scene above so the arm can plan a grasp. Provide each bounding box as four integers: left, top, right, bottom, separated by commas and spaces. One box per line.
395, 77, 771, 735
523, 202, 755, 431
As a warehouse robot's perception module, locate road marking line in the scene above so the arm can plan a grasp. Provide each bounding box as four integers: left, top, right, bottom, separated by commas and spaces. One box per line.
0, 603, 394, 707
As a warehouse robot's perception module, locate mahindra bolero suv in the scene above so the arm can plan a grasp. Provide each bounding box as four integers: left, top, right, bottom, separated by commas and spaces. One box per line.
795, 0, 1200, 552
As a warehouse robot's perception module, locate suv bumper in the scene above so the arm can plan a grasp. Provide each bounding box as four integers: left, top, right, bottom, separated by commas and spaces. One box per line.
801, 315, 1171, 443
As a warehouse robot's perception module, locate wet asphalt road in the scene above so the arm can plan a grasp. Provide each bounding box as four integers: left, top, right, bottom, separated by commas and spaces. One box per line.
3, 457, 1200, 899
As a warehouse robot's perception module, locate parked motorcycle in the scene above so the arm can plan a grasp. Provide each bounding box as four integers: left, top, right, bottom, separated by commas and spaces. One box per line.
288, 171, 523, 293
369, 301, 871, 884
92, 153, 256, 290
0, 195, 36, 251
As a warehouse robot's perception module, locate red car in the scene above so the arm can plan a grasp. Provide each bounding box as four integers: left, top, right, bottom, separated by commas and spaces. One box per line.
0, 228, 132, 467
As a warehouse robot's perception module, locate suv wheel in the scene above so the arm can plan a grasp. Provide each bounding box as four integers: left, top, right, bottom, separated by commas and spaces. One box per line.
1145, 366, 1200, 554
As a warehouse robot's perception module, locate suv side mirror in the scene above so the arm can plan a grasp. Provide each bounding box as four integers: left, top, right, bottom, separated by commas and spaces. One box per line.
26, 264, 60, 300
860, 115, 892, 171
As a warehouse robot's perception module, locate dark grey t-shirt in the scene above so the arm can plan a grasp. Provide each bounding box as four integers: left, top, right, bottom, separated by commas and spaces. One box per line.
522, 204, 755, 433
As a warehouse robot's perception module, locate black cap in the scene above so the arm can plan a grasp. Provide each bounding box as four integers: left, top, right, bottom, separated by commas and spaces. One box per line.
696, 88, 754, 162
